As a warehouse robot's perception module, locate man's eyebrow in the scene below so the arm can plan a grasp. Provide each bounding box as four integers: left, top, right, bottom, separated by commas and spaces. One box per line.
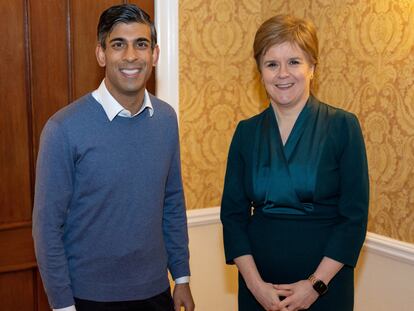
109, 37, 150, 43
109, 37, 126, 43
136, 37, 150, 42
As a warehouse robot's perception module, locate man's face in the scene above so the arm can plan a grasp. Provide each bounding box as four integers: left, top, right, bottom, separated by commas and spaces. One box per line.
96, 22, 159, 105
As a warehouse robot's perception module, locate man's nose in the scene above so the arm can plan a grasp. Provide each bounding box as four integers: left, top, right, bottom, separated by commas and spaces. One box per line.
124, 45, 138, 62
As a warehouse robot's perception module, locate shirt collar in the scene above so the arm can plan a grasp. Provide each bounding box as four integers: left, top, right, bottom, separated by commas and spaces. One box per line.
92, 79, 154, 121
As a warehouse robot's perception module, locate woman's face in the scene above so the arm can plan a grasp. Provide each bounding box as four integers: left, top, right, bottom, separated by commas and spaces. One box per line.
260, 42, 314, 109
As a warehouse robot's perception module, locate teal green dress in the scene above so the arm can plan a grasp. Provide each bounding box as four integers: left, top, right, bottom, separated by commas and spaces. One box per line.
221, 96, 369, 311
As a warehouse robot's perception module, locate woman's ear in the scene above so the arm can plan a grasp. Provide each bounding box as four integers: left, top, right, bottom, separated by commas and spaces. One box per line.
309, 63, 316, 80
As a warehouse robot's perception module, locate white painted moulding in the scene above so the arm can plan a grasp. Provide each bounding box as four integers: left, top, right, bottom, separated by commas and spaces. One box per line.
187, 206, 221, 227
154, 0, 179, 116
363, 232, 414, 265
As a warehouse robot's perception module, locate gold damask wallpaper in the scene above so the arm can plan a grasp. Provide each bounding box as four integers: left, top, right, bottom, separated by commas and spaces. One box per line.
179, 0, 414, 243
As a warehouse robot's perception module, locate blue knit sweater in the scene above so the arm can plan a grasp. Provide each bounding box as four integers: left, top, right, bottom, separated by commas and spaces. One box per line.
33, 94, 190, 308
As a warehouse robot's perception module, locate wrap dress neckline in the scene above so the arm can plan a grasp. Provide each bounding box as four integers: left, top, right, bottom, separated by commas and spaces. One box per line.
252, 96, 332, 215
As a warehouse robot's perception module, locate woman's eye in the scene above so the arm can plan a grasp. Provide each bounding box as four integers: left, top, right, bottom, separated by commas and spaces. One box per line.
289, 60, 300, 65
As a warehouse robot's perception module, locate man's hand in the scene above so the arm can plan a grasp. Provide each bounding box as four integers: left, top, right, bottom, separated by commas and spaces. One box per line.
173, 283, 195, 311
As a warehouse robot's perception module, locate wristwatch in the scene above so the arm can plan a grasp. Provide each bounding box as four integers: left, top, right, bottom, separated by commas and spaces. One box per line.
308, 274, 328, 295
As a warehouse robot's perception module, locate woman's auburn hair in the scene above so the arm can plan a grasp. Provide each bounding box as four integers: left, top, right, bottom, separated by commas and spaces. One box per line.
253, 14, 319, 70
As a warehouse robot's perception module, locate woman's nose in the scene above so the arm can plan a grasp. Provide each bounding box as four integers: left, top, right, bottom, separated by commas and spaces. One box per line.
278, 63, 289, 77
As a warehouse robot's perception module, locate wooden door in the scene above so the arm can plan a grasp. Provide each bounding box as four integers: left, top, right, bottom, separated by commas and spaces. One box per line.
0, 1, 154, 310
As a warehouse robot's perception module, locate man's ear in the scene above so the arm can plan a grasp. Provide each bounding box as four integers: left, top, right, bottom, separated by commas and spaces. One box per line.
96, 44, 106, 67
152, 44, 160, 67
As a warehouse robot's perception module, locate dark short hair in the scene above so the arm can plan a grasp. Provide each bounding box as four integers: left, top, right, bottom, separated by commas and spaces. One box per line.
97, 4, 157, 49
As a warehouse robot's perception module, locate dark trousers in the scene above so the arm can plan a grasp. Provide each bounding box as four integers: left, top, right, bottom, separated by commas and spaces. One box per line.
74, 288, 174, 311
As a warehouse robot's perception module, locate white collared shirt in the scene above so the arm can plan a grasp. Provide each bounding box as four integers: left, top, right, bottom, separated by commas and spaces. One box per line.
92, 79, 154, 120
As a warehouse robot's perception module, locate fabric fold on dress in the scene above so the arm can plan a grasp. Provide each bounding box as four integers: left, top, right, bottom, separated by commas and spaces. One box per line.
252, 96, 333, 216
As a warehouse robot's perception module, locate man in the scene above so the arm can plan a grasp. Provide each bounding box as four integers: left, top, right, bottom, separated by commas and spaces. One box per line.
32, 4, 194, 311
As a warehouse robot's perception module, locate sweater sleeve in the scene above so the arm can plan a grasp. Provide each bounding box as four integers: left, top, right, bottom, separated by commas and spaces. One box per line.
162, 117, 190, 280
220, 122, 253, 264
323, 113, 369, 267
32, 120, 75, 309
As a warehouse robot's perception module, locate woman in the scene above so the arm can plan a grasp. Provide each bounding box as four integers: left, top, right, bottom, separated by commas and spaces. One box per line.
221, 15, 369, 311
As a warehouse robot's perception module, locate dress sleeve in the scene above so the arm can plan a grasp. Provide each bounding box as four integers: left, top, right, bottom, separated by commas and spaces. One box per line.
32, 120, 75, 308
323, 113, 369, 267
221, 122, 253, 264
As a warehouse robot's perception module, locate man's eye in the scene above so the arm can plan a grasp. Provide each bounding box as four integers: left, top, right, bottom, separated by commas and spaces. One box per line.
112, 42, 124, 49
136, 41, 149, 49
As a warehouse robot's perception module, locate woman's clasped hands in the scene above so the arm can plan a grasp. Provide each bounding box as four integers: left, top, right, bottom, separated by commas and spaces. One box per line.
274, 280, 319, 311
251, 279, 319, 311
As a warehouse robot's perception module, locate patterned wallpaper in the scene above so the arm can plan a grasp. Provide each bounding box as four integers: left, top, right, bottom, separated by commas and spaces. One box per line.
179, 0, 414, 243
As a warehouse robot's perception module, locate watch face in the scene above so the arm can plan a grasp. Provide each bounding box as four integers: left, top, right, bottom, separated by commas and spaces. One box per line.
314, 280, 328, 295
